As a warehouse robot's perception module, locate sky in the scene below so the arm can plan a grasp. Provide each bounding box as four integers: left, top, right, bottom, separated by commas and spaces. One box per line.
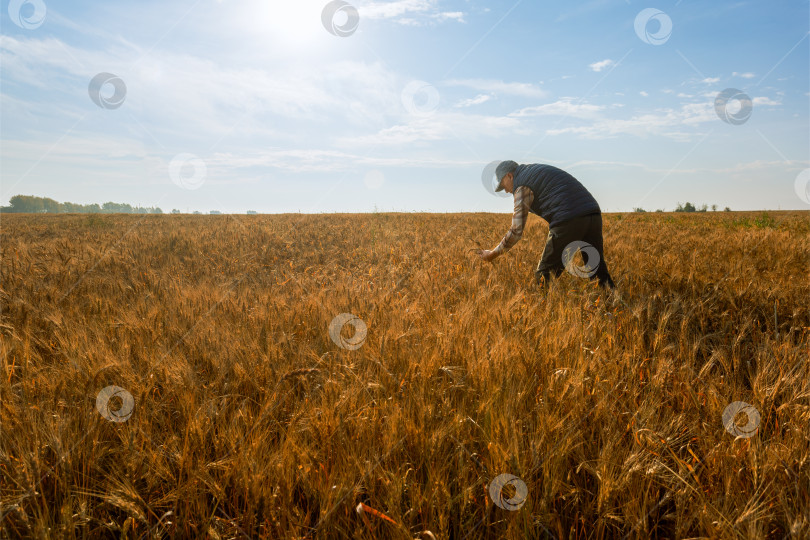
1, 0, 809, 213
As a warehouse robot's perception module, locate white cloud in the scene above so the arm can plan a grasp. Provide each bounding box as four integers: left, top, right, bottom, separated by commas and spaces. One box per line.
442, 78, 547, 98
358, 1, 465, 24
393, 18, 421, 26
435, 11, 464, 22
589, 59, 614, 72
358, 0, 433, 18
546, 102, 716, 140
454, 94, 491, 108
702, 77, 720, 84
564, 158, 810, 181
752, 96, 781, 106
640, 91, 649, 97
207, 148, 479, 172
732, 72, 756, 79
0, 35, 410, 143
510, 99, 605, 119
337, 112, 520, 146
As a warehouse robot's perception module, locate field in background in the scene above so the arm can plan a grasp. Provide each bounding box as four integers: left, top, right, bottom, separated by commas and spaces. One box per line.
1, 211, 809, 539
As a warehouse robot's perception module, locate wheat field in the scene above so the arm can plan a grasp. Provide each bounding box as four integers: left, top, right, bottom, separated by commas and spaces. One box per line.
1, 211, 809, 539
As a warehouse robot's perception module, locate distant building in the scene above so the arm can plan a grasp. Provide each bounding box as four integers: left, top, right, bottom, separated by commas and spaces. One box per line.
209, 210, 222, 215
246, 210, 258, 215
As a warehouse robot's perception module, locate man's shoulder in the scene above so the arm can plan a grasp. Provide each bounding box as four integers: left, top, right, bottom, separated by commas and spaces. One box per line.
517, 163, 558, 174
522, 163, 577, 181
515, 163, 554, 182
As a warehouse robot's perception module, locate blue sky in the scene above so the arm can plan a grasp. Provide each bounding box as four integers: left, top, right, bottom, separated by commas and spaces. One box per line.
2, 0, 809, 213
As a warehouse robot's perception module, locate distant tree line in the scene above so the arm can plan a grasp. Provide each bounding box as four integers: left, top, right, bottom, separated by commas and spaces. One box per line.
633, 202, 731, 213
5, 194, 735, 216
0, 195, 163, 214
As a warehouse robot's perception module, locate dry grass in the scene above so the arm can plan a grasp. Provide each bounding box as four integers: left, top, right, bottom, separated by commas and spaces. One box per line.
1, 210, 809, 539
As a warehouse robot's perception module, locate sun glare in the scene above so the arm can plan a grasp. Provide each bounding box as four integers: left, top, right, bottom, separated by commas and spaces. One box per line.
240, 0, 331, 51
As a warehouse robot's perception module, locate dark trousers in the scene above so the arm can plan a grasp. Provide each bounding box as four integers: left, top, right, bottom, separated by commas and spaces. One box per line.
535, 212, 616, 289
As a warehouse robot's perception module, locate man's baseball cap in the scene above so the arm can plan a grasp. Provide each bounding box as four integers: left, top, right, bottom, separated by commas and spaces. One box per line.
494, 160, 518, 192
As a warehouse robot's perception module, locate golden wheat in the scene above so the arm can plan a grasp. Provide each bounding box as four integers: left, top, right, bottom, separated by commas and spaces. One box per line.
1, 211, 808, 539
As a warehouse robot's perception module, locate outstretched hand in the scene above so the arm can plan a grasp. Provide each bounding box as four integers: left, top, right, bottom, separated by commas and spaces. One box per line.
473, 248, 498, 262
